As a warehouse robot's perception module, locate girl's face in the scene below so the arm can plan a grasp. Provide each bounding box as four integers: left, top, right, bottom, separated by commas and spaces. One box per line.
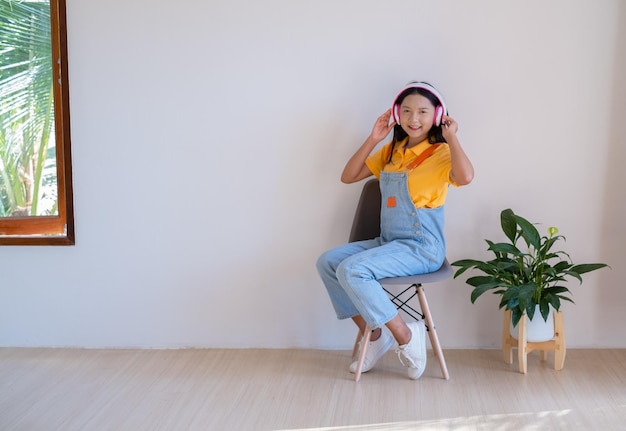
398, 93, 436, 146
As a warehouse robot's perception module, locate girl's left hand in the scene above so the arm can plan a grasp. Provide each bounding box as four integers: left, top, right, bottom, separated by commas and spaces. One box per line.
441, 115, 458, 140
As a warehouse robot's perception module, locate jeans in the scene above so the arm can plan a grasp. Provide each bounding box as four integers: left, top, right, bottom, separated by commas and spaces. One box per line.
316, 172, 446, 329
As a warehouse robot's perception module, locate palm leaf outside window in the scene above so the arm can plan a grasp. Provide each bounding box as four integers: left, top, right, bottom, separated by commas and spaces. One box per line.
0, 0, 56, 218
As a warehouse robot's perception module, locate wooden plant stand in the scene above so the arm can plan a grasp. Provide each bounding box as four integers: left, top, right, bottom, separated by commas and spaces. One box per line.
501, 309, 566, 374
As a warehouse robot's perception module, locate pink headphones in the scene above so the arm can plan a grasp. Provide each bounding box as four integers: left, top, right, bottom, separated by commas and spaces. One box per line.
391, 81, 448, 126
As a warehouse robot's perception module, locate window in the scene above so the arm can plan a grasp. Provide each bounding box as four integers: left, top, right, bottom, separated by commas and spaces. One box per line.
0, 0, 74, 245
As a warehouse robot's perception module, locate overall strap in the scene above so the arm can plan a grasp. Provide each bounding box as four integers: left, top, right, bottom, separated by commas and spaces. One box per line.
406, 143, 442, 170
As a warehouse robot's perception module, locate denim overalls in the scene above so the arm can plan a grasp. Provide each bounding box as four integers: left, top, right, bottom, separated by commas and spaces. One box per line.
316, 170, 446, 329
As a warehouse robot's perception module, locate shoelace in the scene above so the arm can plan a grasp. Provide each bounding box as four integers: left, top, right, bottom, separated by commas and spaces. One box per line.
395, 347, 418, 368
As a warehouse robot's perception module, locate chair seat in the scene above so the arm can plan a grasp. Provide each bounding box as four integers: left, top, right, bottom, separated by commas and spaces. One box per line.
380, 259, 453, 285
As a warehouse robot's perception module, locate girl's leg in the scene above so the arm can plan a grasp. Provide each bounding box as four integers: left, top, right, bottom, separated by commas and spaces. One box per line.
319, 239, 430, 378
349, 314, 394, 374
385, 314, 411, 344
316, 239, 381, 322
318, 241, 392, 374
352, 314, 382, 341
338, 240, 431, 378
336, 239, 434, 330
353, 314, 411, 346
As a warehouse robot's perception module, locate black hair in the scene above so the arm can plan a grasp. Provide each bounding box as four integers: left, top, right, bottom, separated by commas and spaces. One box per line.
387, 86, 446, 164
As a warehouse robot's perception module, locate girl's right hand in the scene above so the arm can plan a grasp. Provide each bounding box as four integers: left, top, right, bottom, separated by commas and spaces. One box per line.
341, 109, 395, 183
370, 109, 396, 143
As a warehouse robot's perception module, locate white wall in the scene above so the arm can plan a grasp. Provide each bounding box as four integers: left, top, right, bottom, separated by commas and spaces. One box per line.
0, 0, 624, 349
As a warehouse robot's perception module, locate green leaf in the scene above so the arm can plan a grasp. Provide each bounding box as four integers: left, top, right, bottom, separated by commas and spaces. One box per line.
489, 242, 522, 256
545, 294, 562, 311
511, 308, 523, 327
569, 263, 609, 275
501, 285, 520, 303
552, 261, 572, 272
544, 286, 570, 295
470, 284, 500, 303
500, 209, 517, 243
468, 277, 505, 303
517, 283, 536, 311
505, 297, 520, 310
451, 259, 488, 278
451, 259, 484, 267
538, 301, 550, 322
512, 214, 541, 250
466, 275, 500, 288
563, 271, 583, 283
539, 235, 561, 255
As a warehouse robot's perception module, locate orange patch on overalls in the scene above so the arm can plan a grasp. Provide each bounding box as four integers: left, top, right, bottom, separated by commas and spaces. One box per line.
387, 196, 397, 208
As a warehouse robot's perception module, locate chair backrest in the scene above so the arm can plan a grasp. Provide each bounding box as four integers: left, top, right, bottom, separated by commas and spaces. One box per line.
349, 178, 381, 243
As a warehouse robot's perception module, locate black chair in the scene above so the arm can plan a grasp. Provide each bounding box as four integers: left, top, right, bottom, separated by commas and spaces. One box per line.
349, 178, 452, 381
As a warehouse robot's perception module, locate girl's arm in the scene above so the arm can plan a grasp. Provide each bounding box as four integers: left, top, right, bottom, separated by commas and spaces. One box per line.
341, 109, 395, 184
441, 115, 474, 186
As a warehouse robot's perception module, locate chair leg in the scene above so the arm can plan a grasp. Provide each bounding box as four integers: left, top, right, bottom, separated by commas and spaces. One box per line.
416, 285, 449, 380
354, 324, 371, 382
351, 330, 361, 361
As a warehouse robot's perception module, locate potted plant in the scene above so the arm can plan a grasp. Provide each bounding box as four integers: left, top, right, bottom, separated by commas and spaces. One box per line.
451, 208, 609, 329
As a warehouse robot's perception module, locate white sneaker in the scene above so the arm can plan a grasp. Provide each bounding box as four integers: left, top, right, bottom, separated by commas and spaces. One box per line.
395, 321, 427, 380
349, 329, 395, 374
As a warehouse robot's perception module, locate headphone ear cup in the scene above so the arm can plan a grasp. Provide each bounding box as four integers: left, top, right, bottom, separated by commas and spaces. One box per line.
434, 106, 443, 126
393, 104, 400, 124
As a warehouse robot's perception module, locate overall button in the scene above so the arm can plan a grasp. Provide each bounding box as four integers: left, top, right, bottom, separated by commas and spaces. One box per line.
410, 212, 416, 216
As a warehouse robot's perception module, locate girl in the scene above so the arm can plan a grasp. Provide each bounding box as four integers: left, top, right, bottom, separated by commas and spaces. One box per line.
316, 81, 474, 380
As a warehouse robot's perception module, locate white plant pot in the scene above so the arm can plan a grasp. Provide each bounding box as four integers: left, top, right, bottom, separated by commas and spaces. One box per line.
509, 305, 555, 342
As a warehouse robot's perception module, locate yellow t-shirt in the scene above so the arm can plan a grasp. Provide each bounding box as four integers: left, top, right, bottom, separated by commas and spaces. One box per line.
365, 138, 457, 208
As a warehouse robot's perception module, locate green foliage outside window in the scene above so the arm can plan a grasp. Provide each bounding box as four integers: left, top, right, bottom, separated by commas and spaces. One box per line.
0, 0, 57, 217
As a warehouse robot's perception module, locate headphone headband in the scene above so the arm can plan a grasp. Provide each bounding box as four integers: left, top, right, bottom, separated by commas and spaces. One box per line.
391, 81, 448, 126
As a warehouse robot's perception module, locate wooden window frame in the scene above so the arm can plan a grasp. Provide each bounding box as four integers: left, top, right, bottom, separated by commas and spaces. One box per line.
0, 0, 74, 245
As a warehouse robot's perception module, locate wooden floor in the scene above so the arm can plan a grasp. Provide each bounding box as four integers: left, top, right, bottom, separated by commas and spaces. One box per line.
1, 348, 625, 430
